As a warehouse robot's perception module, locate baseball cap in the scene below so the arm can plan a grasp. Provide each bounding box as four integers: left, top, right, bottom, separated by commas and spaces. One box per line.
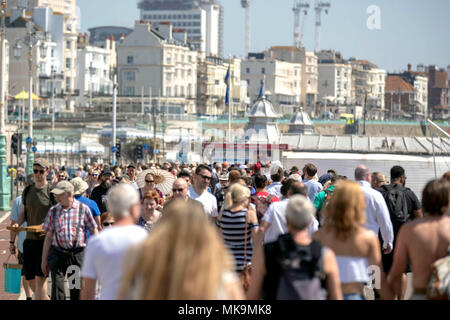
70, 177, 89, 196
51, 181, 74, 195
219, 174, 229, 181
127, 164, 136, 169
100, 168, 113, 177
33, 158, 49, 169
254, 163, 262, 171
289, 173, 303, 182
319, 173, 333, 186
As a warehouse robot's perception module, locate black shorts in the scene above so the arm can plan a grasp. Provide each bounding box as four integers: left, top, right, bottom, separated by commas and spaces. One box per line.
18, 251, 25, 276
23, 239, 47, 280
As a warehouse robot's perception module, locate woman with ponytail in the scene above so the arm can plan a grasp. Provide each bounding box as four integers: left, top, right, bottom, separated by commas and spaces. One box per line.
217, 183, 259, 273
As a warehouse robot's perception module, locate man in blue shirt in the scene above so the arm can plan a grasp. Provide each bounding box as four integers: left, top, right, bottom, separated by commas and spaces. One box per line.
302, 163, 323, 202
70, 177, 102, 234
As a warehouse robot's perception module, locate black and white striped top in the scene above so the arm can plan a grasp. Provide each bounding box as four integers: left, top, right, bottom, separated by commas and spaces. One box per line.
219, 208, 256, 272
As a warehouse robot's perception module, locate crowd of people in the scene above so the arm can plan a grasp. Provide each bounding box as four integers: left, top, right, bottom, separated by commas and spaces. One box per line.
7, 158, 450, 300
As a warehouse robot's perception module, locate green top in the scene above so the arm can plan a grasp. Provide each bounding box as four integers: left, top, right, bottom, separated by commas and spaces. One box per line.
22, 184, 55, 240
314, 185, 336, 212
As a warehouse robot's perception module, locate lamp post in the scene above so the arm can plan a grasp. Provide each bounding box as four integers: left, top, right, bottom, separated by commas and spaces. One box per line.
13, 20, 46, 175
0, 0, 10, 210
89, 62, 95, 107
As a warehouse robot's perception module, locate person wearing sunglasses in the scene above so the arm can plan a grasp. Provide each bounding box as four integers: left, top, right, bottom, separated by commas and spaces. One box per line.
100, 212, 115, 228
11, 158, 57, 300
86, 169, 100, 199
163, 178, 204, 215
187, 164, 218, 221
138, 173, 163, 202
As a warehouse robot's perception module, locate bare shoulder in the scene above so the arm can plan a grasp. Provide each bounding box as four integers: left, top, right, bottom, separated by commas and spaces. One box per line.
313, 227, 326, 242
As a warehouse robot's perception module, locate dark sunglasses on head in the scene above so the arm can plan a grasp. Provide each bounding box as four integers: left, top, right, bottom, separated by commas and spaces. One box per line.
145, 180, 155, 183
34, 169, 45, 174
199, 174, 211, 181
103, 222, 114, 227
173, 188, 184, 192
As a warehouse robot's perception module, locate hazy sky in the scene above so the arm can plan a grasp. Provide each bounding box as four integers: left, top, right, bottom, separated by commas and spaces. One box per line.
77, 0, 449, 73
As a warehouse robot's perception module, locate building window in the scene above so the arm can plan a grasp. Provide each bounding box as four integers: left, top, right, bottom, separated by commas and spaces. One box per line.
166, 73, 171, 81
127, 56, 134, 65
166, 87, 171, 96
66, 41, 71, 50
51, 49, 54, 58
103, 70, 107, 78
65, 77, 70, 92
246, 68, 250, 74
124, 87, 135, 96
188, 84, 192, 97
167, 57, 171, 64
262, 68, 265, 74
124, 71, 135, 82
337, 70, 340, 77
66, 58, 71, 68
187, 69, 192, 77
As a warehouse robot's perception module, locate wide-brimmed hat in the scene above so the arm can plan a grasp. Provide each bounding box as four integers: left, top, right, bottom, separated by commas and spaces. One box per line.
70, 177, 89, 196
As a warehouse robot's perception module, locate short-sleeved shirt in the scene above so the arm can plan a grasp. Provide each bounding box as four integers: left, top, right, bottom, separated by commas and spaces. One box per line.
303, 180, 323, 202
75, 195, 101, 239
11, 196, 27, 253
43, 200, 97, 249
404, 187, 421, 220
188, 186, 218, 218
22, 183, 56, 240
81, 225, 148, 300
266, 182, 282, 199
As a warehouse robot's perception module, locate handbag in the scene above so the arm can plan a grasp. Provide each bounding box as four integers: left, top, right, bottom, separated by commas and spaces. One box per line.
427, 245, 450, 300
240, 210, 252, 292
3, 255, 22, 294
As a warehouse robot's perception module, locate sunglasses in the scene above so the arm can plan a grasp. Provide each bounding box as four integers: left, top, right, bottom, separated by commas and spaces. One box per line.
34, 169, 45, 174
58, 175, 65, 178
173, 188, 184, 192
103, 222, 114, 227
199, 174, 211, 181
91, 174, 98, 177
146, 180, 155, 183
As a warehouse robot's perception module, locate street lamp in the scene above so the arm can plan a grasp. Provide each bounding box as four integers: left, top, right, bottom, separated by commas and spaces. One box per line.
0, 0, 11, 210
13, 20, 47, 175
89, 62, 95, 107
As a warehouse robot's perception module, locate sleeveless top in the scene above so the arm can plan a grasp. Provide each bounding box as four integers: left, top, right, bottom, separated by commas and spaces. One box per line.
218, 208, 256, 272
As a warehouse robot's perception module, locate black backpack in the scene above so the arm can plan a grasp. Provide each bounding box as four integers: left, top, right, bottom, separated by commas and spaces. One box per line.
274, 235, 326, 300
379, 184, 409, 228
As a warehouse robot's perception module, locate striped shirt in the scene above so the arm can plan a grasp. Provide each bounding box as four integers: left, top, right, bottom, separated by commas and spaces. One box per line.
218, 209, 256, 272
43, 199, 97, 249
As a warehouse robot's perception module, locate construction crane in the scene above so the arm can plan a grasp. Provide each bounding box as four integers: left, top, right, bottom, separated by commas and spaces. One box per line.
241, 0, 251, 58
293, 0, 310, 48
314, 0, 331, 53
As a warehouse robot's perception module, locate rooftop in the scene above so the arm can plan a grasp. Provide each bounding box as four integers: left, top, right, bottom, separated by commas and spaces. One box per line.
385, 76, 416, 92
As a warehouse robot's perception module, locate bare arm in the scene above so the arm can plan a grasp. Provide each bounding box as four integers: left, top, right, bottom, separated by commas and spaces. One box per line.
322, 249, 343, 300
90, 228, 98, 236
246, 228, 265, 300
80, 277, 97, 300
387, 226, 409, 299
94, 216, 102, 231
412, 209, 423, 219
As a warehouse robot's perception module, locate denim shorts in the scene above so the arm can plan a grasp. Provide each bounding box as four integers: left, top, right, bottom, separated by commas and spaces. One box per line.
344, 293, 365, 300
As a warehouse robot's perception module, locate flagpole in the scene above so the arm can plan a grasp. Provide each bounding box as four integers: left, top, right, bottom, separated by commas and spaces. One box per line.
228, 58, 233, 143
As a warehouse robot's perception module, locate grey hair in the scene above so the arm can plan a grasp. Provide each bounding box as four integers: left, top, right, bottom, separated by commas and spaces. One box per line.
285, 195, 315, 231
355, 165, 370, 181
106, 184, 140, 219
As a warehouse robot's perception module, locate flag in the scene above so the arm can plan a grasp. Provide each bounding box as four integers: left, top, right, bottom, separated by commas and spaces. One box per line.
224, 65, 230, 107
258, 79, 264, 99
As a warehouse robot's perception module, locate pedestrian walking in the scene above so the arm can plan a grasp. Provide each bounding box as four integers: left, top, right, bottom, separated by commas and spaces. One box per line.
90, 169, 114, 214
188, 164, 218, 220
41, 181, 98, 300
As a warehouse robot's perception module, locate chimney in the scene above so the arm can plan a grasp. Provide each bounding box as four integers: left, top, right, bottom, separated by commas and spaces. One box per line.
158, 22, 173, 40
120, 33, 125, 44
407, 63, 412, 72
105, 35, 111, 50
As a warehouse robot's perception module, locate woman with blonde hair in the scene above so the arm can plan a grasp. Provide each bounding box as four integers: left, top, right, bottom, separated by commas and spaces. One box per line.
313, 180, 393, 300
217, 183, 259, 274
118, 200, 244, 300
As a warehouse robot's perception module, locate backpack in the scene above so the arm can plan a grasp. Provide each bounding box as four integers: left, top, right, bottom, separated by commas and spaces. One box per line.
275, 235, 326, 300
427, 246, 450, 300
379, 184, 409, 228
251, 193, 275, 221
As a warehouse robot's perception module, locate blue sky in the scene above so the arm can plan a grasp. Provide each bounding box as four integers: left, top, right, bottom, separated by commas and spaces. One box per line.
77, 0, 449, 73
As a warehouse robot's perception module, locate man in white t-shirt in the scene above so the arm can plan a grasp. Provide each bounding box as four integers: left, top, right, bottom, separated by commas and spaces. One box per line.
260, 181, 319, 244
188, 164, 218, 220
80, 184, 147, 300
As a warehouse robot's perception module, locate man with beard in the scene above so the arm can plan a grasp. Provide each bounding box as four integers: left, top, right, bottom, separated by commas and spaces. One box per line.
90, 169, 114, 214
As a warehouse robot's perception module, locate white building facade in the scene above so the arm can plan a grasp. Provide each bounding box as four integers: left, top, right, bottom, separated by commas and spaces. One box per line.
318, 63, 352, 105
242, 57, 302, 116
76, 44, 113, 107
117, 20, 198, 114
